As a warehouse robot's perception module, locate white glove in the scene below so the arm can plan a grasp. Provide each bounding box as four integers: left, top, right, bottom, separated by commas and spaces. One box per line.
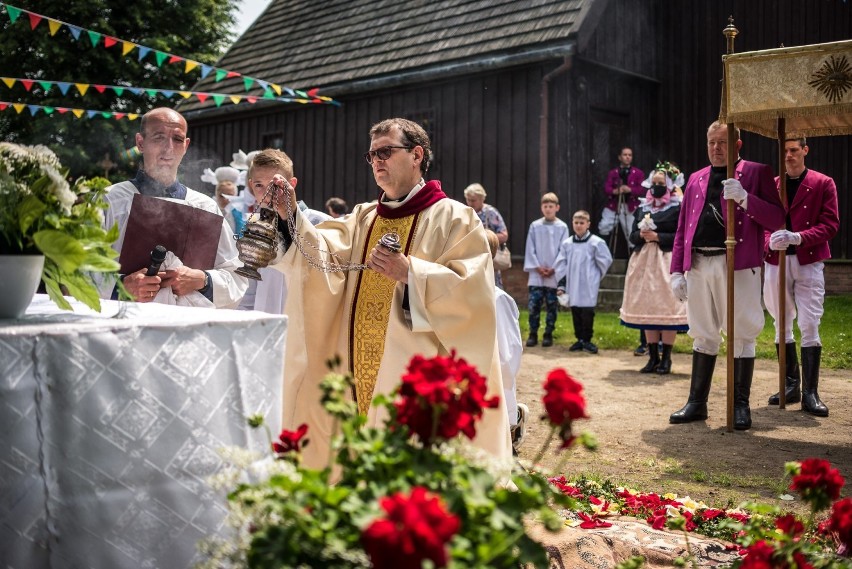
769, 229, 802, 251
671, 272, 687, 302
722, 178, 748, 208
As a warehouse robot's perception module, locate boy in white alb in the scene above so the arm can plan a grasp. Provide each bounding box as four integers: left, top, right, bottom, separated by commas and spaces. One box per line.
523, 192, 569, 347
554, 210, 613, 354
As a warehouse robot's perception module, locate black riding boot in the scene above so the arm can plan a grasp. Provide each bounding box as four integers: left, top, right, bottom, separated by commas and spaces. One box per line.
801, 346, 829, 417
670, 352, 716, 423
656, 344, 673, 375
734, 357, 755, 430
768, 343, 801, 405
640, 343, 660, 373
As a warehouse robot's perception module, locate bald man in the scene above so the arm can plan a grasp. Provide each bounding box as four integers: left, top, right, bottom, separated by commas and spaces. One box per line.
99, 107, 247, 307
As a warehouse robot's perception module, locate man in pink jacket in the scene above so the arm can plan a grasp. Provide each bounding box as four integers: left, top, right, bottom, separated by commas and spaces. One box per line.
669, 121, 785, 430
763, 137, 839, 417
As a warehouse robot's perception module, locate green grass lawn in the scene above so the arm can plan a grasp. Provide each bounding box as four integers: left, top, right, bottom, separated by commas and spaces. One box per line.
518, 294, 852, 369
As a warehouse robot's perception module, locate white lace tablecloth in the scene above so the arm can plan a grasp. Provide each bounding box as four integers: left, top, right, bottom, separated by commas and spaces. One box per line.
0, 295, 287, 568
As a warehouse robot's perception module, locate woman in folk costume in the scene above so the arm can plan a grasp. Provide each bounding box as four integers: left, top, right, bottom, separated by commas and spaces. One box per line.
619, 164, 688, 374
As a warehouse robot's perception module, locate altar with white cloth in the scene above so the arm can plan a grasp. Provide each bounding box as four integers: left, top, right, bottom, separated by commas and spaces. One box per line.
0, 295, 287, 568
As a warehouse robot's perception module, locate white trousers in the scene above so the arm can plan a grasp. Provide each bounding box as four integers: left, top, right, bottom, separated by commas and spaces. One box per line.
598, 205, 633, 247
763, 257, 825, 347
686, 254, 765, 357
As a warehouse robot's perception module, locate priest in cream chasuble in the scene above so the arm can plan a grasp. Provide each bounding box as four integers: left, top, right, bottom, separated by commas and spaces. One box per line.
268, 119, 512, 469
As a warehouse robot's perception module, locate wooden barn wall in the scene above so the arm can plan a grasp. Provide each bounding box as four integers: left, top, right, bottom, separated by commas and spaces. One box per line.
656, 0, 852, 260
186, 65, 548, 255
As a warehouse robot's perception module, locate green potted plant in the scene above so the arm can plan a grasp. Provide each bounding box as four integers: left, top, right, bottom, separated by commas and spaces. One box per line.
0, 142, 120, 317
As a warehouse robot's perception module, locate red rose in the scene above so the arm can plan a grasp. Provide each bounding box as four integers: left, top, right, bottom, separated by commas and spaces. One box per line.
394, 351, 499, 445
829, 497, 852, 555
790, 458, 845, 511
738, 540, 776, 569
541, 369, 588, 449
647, 507, 667, 530
792, 551, 815, 569
775, 514, 805, 538
272, 423, 309, 454
577, 512, 612, 529
361, 486, 460, 569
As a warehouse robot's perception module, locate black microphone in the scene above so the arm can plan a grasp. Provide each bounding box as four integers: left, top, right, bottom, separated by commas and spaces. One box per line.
145, 245, 167, 276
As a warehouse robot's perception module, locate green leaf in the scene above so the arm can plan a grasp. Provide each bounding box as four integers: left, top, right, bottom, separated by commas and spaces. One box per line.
18, 194, 47, 236
79, 252, 120, 273
41, 274, 72, 311
33, 230, 87, 273
58, 272, 102, 312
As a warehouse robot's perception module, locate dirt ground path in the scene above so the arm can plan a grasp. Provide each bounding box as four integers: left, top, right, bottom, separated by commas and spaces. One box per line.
516, 347, 852, 509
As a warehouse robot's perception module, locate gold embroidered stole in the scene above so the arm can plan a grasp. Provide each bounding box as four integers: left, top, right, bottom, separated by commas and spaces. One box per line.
350, 213, 418, 415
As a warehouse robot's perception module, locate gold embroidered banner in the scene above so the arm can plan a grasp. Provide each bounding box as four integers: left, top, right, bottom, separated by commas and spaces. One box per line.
721, 40, 852, 138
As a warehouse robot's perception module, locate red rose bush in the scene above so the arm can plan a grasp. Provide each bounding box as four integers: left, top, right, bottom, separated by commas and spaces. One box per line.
199, 355, 590, 569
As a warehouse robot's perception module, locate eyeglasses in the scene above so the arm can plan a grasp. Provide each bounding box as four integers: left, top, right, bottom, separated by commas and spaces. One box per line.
363, 145, 412, 164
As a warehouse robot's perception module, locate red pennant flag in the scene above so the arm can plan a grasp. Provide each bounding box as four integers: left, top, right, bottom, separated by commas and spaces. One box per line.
169, 55, 182, 64
247, 97, 257, 103
21, 80, 34, 92
196, 93, 209, 103
226, 71, 241, 78
114, 113, 126, 120
57, 107, 68, 114
94, 84, 107, 93
104, 36, 118, 48
307, 88, 319, 97
0, 103, 7, 111
28, 13, 42, 30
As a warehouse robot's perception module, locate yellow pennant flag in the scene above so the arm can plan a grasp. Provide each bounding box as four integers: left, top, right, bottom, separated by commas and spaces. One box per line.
13, 104, 25, 114
230, 95, 241, 105
271, 83, 282, 96
122, 42, 137, 56
2, 77, 15, 88
184, 60, 199, 73
75, 83, 90, 95
128, 113, 138, 121
72, 109, 84, 118
178, 91, 192, 99
48, 20, 61, 36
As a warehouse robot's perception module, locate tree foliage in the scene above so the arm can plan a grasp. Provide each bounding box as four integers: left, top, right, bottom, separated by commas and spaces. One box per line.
0, 0, 239, 179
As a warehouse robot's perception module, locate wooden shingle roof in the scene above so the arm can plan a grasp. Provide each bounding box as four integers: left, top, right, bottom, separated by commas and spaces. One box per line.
181, 0, 593, 113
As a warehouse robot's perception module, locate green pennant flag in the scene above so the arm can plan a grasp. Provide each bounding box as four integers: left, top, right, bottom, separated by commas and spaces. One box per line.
6, 5, 21, 23
87, 30, 101, 47
212, 94, 225, 107
112, 87, 125, 96
145, 89, 157, 97
101, 112, 111, 119
262, 89, 275, 99
215, 69, 227, 82
243, 77, 254, 91
38, 81, 52, 93
154, 51, 167, 67
44, 107, 55, 115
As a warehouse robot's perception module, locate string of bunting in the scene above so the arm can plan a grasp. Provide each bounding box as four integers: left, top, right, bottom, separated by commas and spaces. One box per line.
0, 76, 332, 107
1, 100, 140, 120
0, 2, 338, 106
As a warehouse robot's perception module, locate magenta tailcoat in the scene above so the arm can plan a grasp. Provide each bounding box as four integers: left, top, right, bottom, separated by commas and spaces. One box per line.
671, 160, 784, 274
604, 166, 645, 211
764, 169, 839, 266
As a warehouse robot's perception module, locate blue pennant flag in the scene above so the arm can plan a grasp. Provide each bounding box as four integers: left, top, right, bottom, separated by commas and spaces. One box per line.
129, 87, 142, 95
57, 82, 71, 95
160, 90, 174, 98
200, 64, 213, 79
67, 25, 82, 40
86, 110, 97, 118
28, 105, 40, 116
137, 46, 151, 61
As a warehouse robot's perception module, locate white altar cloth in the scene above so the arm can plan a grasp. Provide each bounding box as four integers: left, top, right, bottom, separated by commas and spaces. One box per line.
0, 295, 287, 568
